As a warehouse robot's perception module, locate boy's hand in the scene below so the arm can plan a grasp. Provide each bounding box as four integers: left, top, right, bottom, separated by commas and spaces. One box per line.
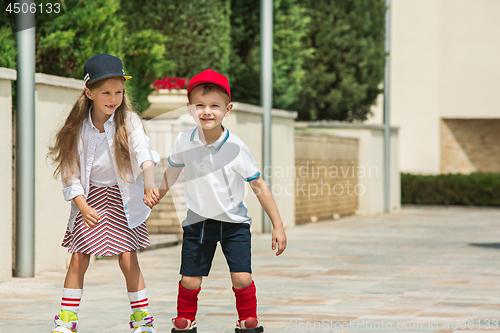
143, 188, 160, 208
80, 205, 101, 229
272, 226, 287, 256
158, 188, 168, 201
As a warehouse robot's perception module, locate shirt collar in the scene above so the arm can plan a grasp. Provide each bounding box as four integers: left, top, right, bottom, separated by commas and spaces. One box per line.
87, 106, 115, 131
191, 126, 230, 150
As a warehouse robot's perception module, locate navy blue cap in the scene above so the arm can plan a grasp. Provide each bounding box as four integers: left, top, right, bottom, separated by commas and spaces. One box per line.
83, 53, 132, 86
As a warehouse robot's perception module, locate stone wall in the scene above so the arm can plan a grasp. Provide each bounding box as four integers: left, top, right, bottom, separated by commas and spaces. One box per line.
295, 133, 359, 225
441, 119, 500, 174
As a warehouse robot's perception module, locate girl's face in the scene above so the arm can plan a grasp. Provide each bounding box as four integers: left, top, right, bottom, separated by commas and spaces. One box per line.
84, 77, 124, 119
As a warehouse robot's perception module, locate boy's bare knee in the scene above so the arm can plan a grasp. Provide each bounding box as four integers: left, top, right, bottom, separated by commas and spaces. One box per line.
230, 272, 252, 289
181, 276, 203, 290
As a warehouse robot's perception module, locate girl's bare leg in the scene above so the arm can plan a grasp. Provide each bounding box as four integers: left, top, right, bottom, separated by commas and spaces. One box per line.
63, 253, 91, 289
118, 250, 146, 292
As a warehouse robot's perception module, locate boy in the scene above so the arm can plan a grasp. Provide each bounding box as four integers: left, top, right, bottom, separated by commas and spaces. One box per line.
158, 69, 287, 332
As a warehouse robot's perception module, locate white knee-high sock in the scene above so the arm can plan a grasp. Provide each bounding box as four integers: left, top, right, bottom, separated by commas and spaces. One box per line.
128, 288, 149, 313
61, 288, 83, 314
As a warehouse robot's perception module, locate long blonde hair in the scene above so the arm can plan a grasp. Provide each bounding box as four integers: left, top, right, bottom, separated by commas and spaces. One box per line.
48, 78, 134, 184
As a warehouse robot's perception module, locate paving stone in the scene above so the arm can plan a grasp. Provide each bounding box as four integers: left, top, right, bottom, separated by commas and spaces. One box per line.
3, 206, 500, 332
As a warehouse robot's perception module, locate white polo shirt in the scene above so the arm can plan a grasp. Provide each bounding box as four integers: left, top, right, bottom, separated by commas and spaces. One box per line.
168, 126, 261, 225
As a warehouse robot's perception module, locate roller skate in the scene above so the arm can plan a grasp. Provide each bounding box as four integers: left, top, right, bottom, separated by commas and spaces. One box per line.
235, 318, 263, 332
171, 317, 198, 332
52, 310, 79, 333
130, 310, 156, 333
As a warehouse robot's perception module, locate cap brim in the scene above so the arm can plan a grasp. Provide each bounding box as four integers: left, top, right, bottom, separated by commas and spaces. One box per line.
86, 73, 132, 85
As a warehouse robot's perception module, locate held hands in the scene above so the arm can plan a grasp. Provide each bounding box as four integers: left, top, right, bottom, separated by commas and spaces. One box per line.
143, 188, 160, 209
272, 225, 287, 256
81, 205, 101, 229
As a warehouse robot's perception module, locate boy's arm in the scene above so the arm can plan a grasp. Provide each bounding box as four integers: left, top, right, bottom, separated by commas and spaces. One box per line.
249, 176, 287, 256
158, 164, 183, 200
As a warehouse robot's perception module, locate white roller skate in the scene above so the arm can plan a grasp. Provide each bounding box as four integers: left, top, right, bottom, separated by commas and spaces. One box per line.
52, 310, 79, 333
130, 310, 156, 333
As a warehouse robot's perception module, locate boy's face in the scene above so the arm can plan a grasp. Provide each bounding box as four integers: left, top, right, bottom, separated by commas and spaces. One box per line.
188, 86, 232, 132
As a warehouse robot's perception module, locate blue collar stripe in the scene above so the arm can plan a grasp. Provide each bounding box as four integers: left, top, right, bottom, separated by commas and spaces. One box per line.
190, 127, 197, 141
245, 172, 261, 182
217, 130, 230, 150
168, 156, 185, 168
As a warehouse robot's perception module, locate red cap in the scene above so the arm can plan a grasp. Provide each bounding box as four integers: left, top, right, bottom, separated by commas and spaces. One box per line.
187, 69, 231, 102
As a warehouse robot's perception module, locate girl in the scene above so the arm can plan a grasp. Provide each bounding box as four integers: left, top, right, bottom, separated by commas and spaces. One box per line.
48, 53, 160, 333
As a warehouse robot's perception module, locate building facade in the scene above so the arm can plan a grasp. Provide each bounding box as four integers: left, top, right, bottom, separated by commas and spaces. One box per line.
368, 0, 500, 174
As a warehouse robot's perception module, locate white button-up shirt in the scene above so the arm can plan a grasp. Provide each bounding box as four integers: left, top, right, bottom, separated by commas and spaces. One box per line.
167, 127, 261, 226
63, 109, 160, 232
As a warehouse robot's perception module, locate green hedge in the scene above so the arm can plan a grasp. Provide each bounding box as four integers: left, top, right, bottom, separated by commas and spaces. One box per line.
401, 173, 500, 206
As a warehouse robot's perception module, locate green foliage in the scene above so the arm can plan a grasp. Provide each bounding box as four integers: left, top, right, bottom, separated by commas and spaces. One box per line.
272, 0, 312, 109
297, 0, 385, 120
230, 0, 312, 110
120, 0, 231, 78
401, 173, 500, 206
229, 0, 260, 105
122, 30, 173, 112
36, 0, 124, 78
2, 0, 384, 118
0, 2, 15, 68
0, 26, 16, 69
31, 0, 171, 114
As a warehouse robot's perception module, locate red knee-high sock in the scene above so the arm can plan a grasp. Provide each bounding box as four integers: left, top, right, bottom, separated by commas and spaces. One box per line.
233, 281, 257, 320
177, 281, 200, 321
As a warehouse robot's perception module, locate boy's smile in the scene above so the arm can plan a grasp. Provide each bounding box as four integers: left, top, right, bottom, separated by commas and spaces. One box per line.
188, 86, 233, 143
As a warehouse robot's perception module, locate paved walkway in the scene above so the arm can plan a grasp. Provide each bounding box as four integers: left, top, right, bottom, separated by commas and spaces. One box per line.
2, 206, 500, 332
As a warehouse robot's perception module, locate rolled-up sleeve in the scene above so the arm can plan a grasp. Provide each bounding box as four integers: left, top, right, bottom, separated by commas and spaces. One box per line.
128, 113, 160, 170
62, 166, 85, 201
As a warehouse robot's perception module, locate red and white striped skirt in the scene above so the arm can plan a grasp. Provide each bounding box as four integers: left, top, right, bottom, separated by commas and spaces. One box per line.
62, 184, 150, 256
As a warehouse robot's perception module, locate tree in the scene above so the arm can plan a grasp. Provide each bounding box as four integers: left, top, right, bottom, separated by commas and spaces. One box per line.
0, 0, 172, 113
120, 0, 231, 79
230, 0, 312, 110
0, 4, 16, 69
0, 26, 16, 69
36, 0, 124, 78
297, 0, 385, 121
122, 0, 310, 110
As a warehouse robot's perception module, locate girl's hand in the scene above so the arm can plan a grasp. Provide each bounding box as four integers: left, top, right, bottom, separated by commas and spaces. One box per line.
272, 226, 287, 256
143, 188, 160, 208
81, 205, 101, 228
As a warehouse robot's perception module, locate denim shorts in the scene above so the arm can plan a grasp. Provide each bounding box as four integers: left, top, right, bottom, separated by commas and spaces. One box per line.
180, 211, 252, 277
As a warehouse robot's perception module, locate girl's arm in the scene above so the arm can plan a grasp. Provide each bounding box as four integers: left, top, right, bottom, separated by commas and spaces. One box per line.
73, 195, 100, 228
158, 165, 183, 200
62, 163, 85, 202
127, 113, 160, 208
249, 176, 287, 256
142, 160, 159, 208
128, 113, 160, 172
